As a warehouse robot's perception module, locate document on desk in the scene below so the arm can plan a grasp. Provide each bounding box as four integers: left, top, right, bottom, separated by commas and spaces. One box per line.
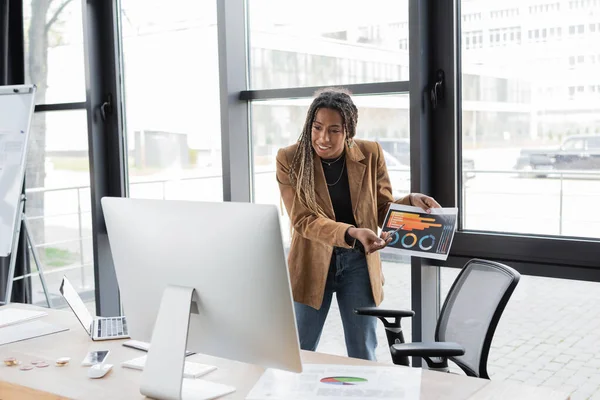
0, 320, 68, 346
381, 204, 458, 261
0, 308, 47, 328
246, 364, 422, 400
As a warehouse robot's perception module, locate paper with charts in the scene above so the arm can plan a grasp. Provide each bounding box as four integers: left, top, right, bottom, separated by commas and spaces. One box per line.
382, 204, 458, 261
246, 364, 422, 400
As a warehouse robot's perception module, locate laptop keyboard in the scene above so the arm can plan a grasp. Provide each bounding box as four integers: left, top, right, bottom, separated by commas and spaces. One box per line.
97, 317, 128, 338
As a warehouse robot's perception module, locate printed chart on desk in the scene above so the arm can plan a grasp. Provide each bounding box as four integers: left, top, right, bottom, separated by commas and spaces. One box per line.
246, 364, 421, 400
382, 204, 458, 260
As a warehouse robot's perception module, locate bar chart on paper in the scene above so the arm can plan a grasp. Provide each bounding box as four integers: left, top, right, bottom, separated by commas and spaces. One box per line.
382, 204, 458, 260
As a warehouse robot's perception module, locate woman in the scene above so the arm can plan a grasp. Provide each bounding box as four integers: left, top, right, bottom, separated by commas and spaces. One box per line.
276, 88, 440, 361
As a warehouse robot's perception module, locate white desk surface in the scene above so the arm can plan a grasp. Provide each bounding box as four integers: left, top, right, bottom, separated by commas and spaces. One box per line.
0, 304, 569, 400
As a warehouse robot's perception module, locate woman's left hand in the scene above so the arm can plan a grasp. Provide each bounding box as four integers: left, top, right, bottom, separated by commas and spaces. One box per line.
409, 193, 441, 213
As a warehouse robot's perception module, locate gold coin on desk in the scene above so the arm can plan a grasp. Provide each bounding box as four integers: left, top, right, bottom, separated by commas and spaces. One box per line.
55, 357, 71, 367
3, 357, 18, 366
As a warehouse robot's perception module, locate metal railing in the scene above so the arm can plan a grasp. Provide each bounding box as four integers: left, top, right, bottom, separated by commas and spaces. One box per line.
460, 168, 600, 235
18, 167, 600, 298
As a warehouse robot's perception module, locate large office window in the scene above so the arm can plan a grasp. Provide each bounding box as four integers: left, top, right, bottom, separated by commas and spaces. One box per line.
247, 0, 409, 89
23, 1, 92, 307
119, 0, 222, 202
252, 95, 411, 362
455, 4, 600, 395
460, 1, 600, 239
247, 0, 412, 360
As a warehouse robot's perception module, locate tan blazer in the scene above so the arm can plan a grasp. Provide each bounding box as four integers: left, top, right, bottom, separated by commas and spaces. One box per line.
276, 139, 410, 309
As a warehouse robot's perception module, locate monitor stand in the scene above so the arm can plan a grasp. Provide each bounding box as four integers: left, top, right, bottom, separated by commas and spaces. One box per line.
139, 285, 236, 400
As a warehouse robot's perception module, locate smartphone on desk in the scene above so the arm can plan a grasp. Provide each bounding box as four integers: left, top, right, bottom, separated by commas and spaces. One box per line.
81, 350, 110, 366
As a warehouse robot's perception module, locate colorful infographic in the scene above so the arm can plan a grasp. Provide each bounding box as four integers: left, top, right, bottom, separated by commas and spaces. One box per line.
246, 364, 422, 400
382, 204, 458, 260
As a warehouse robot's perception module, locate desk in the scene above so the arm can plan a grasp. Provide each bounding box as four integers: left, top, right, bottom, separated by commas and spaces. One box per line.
0, 304, 568, 400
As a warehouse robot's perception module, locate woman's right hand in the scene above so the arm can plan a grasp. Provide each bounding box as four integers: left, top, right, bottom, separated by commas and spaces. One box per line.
347, 227, 386, 255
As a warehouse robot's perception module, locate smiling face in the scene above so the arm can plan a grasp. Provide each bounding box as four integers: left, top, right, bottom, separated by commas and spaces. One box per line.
311, 108, 346, 159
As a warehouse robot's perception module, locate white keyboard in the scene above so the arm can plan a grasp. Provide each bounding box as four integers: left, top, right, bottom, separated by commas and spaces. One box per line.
121, 355, 217, 379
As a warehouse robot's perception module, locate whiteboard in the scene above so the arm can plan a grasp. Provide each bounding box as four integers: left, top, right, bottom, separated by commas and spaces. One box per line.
0, 85, 36, 257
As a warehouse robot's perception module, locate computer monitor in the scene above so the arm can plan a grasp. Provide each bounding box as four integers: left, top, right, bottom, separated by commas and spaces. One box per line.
101, 197, 302, 399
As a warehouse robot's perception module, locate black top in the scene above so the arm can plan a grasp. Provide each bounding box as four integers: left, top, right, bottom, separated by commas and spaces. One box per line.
321, 154, 360, 249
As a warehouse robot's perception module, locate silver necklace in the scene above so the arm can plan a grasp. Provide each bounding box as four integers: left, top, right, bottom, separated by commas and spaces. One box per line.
325, 158, 346, 187
321, 152, 344, 166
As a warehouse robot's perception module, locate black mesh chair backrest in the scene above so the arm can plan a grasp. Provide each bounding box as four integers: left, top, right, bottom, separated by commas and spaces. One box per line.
435, 259, 520, 379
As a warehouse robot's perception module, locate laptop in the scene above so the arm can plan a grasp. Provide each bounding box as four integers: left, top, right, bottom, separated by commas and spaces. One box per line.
59, 276, 130, 341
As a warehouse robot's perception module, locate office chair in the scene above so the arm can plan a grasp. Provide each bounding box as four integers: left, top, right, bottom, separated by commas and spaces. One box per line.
355, 258, 520, 379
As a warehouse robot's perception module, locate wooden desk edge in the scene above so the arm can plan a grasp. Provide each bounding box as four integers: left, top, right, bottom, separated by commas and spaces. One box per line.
0, 380, 70, 400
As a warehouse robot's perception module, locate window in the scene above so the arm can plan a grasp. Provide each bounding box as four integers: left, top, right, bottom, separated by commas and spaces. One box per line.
119, 1, 223, 202
530, 3, 560, 13
491, 8, 519, 19
461, 0, 600, 239
251, 94, 411, 360
24, 111, 93, 307
586, 136, 600, 149
569, 86, 576, 98
463, 12, 482, 22
247, 0, 409, 89
22, 1, 92, 308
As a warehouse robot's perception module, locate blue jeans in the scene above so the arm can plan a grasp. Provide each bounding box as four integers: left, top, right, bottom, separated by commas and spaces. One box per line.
294, 247, 378, 360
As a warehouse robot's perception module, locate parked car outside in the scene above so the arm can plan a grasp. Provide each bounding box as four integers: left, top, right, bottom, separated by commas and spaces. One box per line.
514, 134, 600, 177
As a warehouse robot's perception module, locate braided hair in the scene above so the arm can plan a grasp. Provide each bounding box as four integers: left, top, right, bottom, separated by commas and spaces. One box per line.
289, 88, 359, 216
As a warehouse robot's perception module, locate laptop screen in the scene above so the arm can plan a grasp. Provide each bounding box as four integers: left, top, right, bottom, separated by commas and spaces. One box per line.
59, 276, 93, 335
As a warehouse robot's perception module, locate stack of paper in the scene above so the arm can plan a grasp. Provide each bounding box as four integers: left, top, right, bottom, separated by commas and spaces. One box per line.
247, 364, 422, 400
0, 308, 47, 328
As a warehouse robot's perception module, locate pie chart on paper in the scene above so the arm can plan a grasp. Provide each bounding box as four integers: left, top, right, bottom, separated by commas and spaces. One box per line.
320, 376, 368, 385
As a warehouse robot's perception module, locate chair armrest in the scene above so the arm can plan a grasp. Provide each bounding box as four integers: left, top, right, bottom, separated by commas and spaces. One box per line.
391, 341, 465, 358
355, 307, 415, 365
354, 307, 415, 319
391, 342, 465, 370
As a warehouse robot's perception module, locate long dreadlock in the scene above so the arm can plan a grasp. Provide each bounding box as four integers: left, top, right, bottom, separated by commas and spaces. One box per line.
289, 88, 359, 217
